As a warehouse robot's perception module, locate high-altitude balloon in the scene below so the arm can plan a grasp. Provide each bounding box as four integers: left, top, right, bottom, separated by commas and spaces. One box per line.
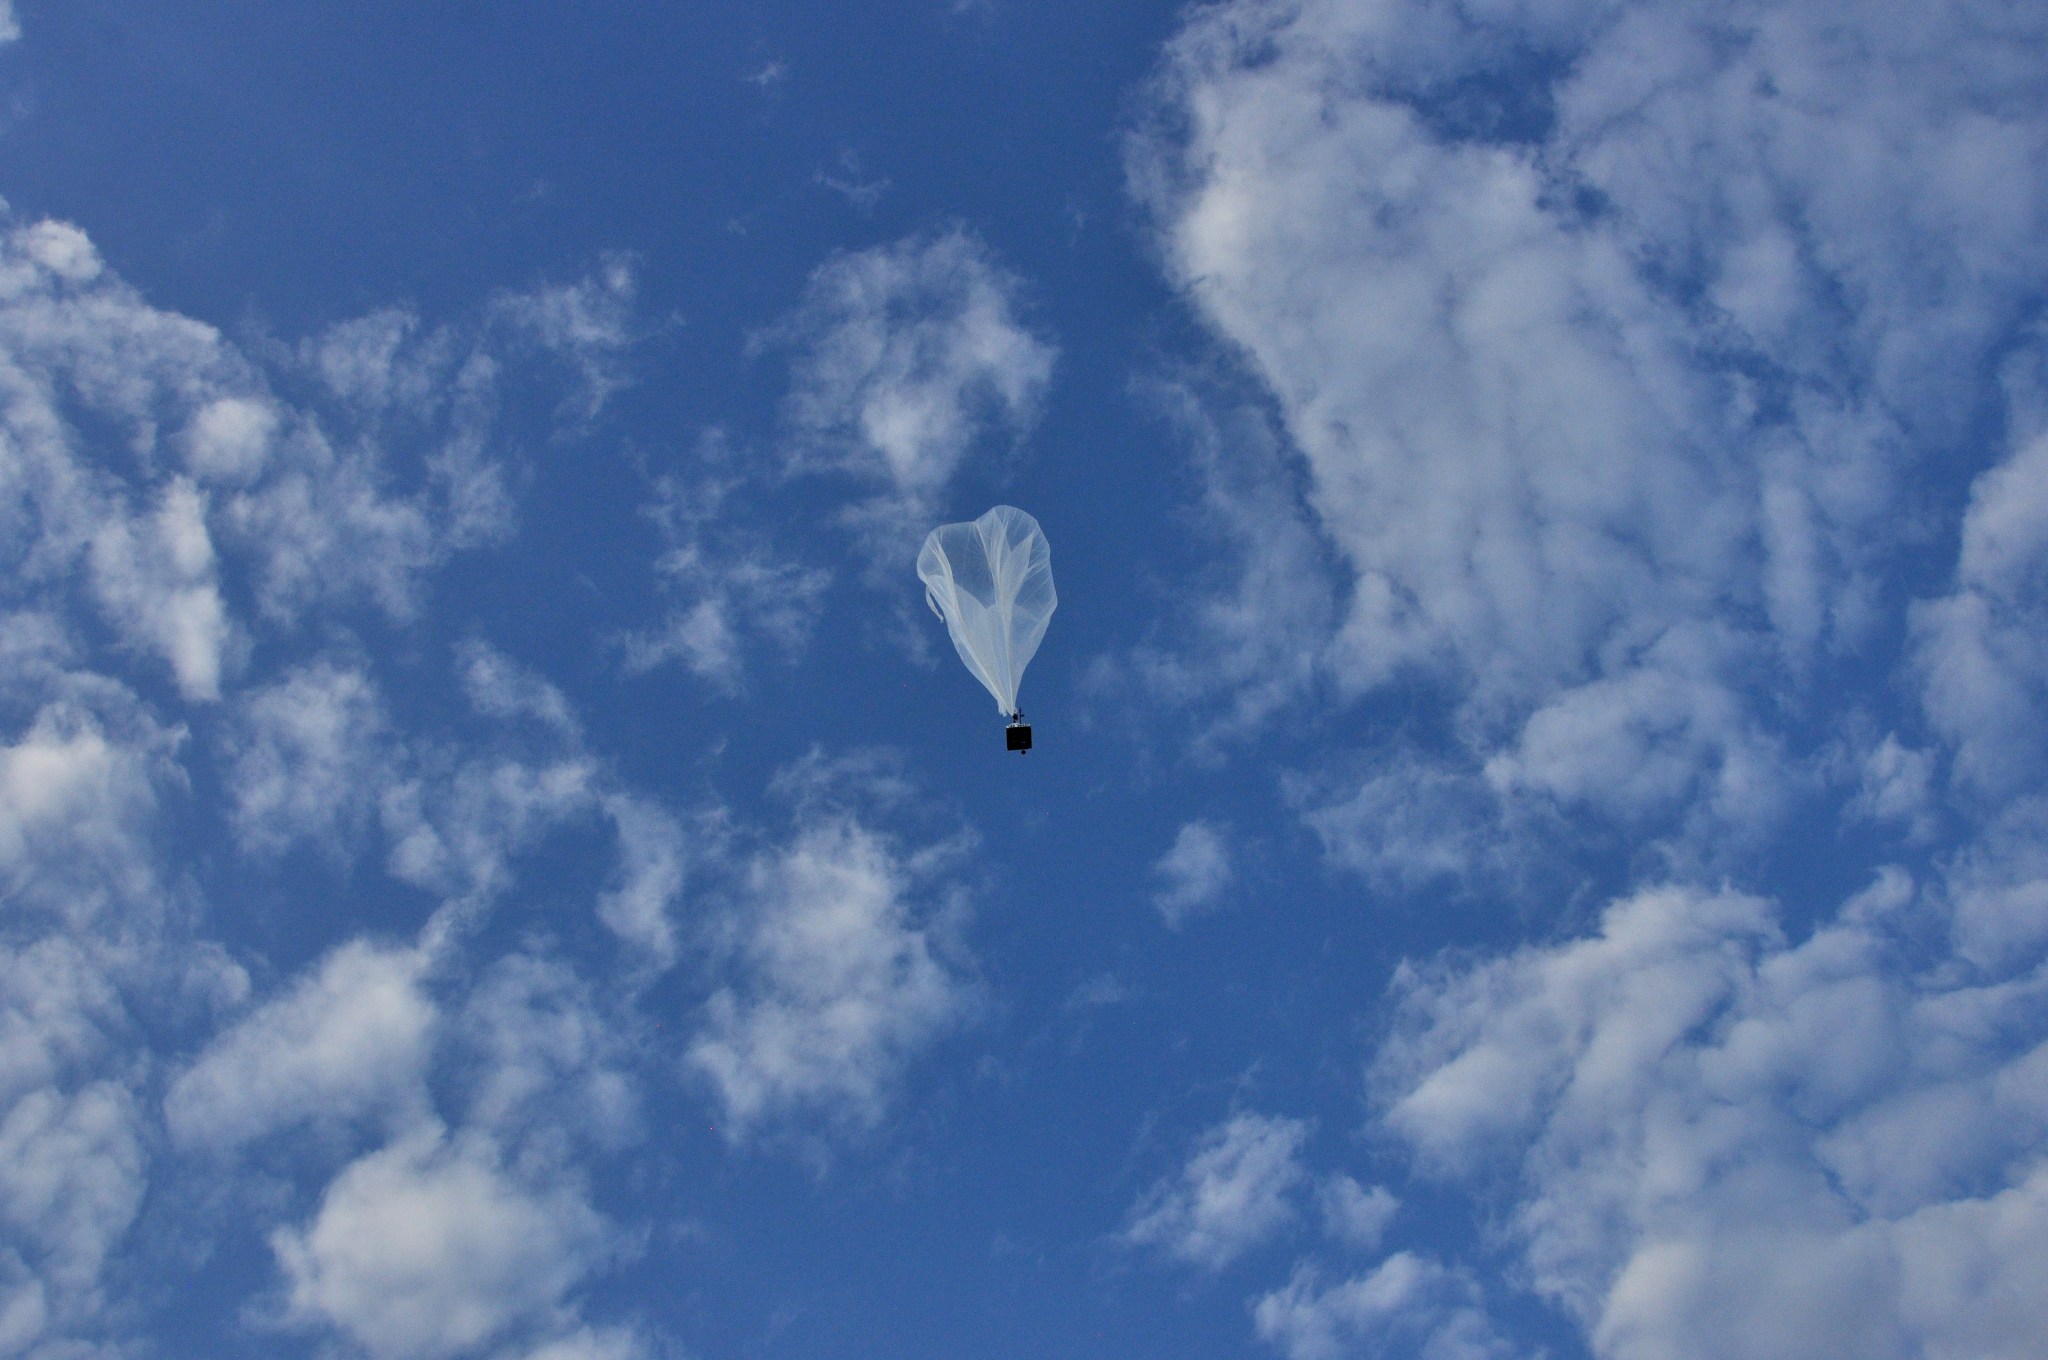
917, 506, 1056, 720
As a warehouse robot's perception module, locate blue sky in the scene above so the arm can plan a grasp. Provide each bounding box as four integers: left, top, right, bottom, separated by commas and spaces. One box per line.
5, 1, 2048, 1358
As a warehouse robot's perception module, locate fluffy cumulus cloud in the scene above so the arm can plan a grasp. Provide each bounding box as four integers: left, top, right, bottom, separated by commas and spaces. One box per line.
0, 202, 676, 1356
1254, 1253, 1517, 1360
0, 145, 1009, 1357
271, 1129, 618, 1360
761, 228, 1055, 549
689, 808, 977, 1136
0, 628, 195, 1354
1133, 0, 2048, 848
0, 1082, 145, 1322
1317, 1175, 1399, 1253
225, 659, 393, 857
1152, 819, 1235, 927
1912, 375, 2048, 800
165, 941, 435, 1153
169, 937, 644, 1358
1133, 0, 2048, 1355
1374, 873, 2048, 1360
1122, 1112, 1310, 1271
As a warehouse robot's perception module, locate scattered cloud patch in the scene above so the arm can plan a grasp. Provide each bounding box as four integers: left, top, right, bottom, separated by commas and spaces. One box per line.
1373, 873, 2048, 1359
1913, 418, 2048, 799
1122, 1112, 1309, 1271
227, 660, 392, 858
165, 941, 434, 1154
1254, 1253, 1517, 1360
815, 151, 891, 213
1318, 1175, 1398, 1253
761, 228, 1055, 554
1131, 0, 2048, 856
271, 1128, 616, 1360
455, 952, 640, 1151
492, 254, 640, 422
621, 463, 830, 691
689, 810, 977, 1138
1152, 819, 1233, 927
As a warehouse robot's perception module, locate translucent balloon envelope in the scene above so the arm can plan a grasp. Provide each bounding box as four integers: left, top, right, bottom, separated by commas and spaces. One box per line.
917, 505, 1056, 717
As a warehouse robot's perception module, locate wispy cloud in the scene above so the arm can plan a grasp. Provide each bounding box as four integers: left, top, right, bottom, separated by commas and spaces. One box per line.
759, 228, 1055, 559
620, 455, 831, 691
1122, 1112, 1309, 1271
689, 797, 978, 1139
1254, 1253, 1517, 1360
1132, 0, 2048, 856
1151, 819, 1234, 928
491, 253, 641, 423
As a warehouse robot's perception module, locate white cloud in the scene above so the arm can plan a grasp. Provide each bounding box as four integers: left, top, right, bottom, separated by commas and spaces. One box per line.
0, 202, 670, 1355
1120, 388, 1336, 741
381, 753, 598, 908
0, 701, 164, 928
0, 216, 258, 697
688, 814, 975, 1136
491, 254, 639, 421
227, 660, 392, 858
0, 208, 528, 686
515, 1328, 651, 1360
87, 476, 232, 700
1913, 419, 2048, 798
1373, 873, 2048, 1359
1318, 1175, 1399, 1253
303, 306, 451, 416
1295, 755, 1534, 898
455, 953, 639, 1150
165, 941, 435, 1153
1122, 1112, 1309, 1271
182, 395, 280, 484
1254, 1253, 1518, 1360
0, 940, 124, 1114
0, 674, 200, 1354
1943, 796, 2048, 974
1847, 734, 1938, 841
222, 407, 505, 624
596, 793, 687, 969
0, 1082, 145, 1298
272, 1129, 614, 1360
621, 466, 830, 690
762, 228, 1054, 550
461, 638, 580, 737
162, 933, 641, 1357
1483, 624, 1792, 841
1152, 819, 1234, 927
1135, 1, 1747, 701
1131, 0, 2048, 853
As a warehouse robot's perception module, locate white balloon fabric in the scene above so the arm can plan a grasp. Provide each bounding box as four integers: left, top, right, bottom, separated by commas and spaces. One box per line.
918, 506, 1057, 716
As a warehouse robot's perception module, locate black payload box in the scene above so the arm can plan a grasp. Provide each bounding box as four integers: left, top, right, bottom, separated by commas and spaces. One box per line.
1006, 722, 1032, 753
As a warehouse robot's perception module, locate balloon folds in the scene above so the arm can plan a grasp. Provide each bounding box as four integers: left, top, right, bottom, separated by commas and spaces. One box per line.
918, 506, 1056, 717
